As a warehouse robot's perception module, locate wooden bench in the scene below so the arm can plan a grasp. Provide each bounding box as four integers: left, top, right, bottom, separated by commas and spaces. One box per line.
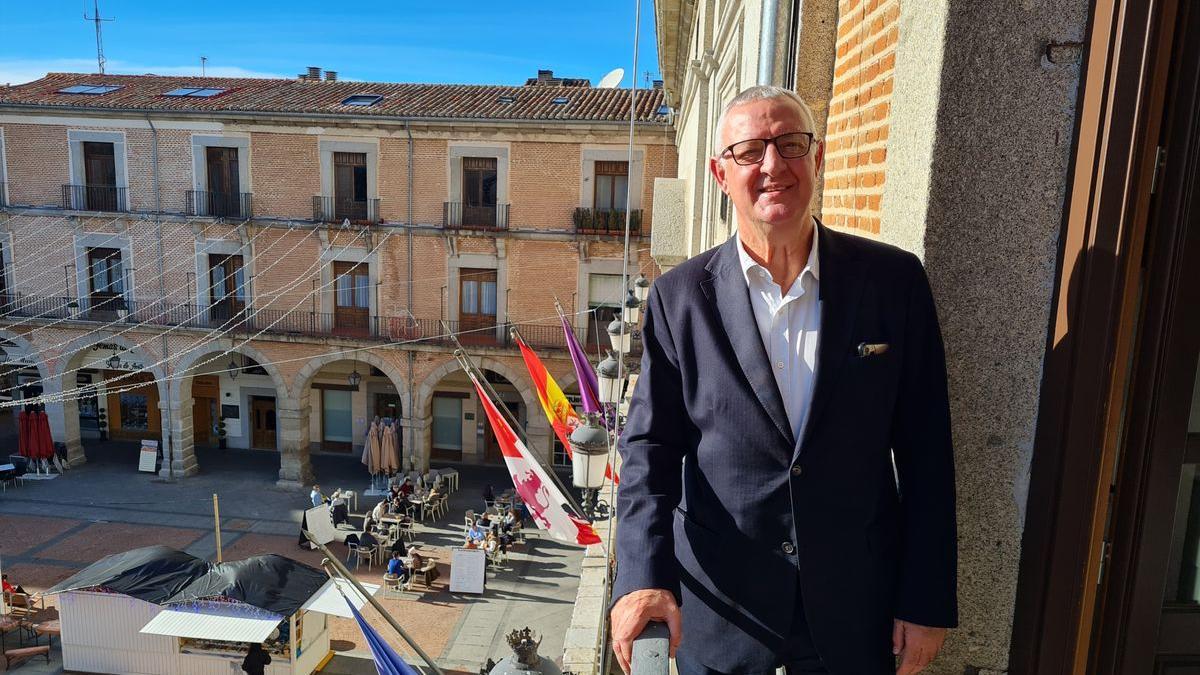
4, 645, 50, 669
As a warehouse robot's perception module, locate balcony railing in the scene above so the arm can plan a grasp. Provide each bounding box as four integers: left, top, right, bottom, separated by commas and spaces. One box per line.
313, 196, 381, 224
573, 207, 643, 235
186, 190, 253, 219
443, 202, 510, 231
0, 294, 595, 352
62, 184, 128, 213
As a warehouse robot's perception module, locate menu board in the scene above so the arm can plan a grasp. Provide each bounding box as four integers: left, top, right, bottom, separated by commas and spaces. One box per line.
138, 440, 158, 473
450, 548, 486, 594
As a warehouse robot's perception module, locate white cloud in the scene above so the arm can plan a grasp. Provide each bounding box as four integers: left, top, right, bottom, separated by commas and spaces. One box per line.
0, 58, 287, 85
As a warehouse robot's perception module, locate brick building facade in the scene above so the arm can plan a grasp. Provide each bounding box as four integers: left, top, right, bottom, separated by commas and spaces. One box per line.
0, 70, 674, 487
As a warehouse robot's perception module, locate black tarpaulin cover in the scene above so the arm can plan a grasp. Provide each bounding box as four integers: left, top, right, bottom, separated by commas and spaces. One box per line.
45, 545, 210, 604
166, 554, 327, 617
45, 547, 326, 616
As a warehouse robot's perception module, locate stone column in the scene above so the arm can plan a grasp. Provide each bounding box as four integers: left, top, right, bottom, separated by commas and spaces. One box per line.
276, 405, 312, 489
411, 413, 432, 473
43, 380, 85, 467
159, 396, 198, 478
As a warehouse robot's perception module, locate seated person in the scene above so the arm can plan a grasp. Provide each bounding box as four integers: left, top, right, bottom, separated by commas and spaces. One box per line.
329, 490, 351, 527
501, 508, 521, 532
359, 530, 379, 550
465, 520, 487, 547
389, 495, 407, 515
385, 552, 409, 581
2, 573, 25, 595
389, 536, 408, 557
370, 499, 387, 525
398, 479, 414, 498
484, 531, 500, 556
477, 512, 494, 530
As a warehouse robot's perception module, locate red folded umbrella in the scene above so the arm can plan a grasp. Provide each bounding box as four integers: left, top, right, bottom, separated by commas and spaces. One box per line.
36, 411, 55, 460
17, 409, 30, 458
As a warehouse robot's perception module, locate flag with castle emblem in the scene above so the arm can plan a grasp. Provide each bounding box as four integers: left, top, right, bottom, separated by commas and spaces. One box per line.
471, 377, 601, 546
516, 335, 618, 484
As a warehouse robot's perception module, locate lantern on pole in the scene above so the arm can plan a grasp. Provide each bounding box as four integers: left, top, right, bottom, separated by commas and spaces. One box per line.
622, 288, 641, 325
597, 352, 623, 406
607, 317, 631, 354
633, 273, 651, 303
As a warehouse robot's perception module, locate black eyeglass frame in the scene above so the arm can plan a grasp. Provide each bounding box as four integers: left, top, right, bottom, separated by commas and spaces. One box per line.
720, 131, 819, 165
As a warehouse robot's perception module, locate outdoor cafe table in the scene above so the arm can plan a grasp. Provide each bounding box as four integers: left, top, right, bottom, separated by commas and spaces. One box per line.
34, 620, 59, 650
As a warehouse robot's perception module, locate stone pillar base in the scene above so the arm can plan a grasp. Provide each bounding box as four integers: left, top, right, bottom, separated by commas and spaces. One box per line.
64, 439, 87, 467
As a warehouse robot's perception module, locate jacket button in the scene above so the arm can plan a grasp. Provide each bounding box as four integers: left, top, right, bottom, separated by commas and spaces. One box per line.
781, 542, 796, 555
791, 464, 802, 477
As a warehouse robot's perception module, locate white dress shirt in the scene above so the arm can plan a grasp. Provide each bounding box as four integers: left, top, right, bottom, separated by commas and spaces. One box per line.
736, 232, 821, 442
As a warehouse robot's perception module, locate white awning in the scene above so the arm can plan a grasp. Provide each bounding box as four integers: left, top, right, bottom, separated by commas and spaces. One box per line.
140, 603, 283, 643
299, 578, 380, 618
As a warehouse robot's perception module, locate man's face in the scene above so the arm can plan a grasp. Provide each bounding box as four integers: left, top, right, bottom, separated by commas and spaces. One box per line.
709, 98, 824, 232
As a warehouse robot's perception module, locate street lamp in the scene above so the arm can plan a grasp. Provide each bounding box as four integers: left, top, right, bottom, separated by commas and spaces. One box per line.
597, 351, 623, 405
633, 273, 650, 303
607, 317, 631, 354
228, 356, 240, 380
622, 288, 641, 325
105, 354, 121, 370
569, 413, 610, 520
347, 367, 362, 388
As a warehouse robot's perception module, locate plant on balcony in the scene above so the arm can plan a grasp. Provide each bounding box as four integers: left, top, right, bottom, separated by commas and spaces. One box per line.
572, 207, 594, 232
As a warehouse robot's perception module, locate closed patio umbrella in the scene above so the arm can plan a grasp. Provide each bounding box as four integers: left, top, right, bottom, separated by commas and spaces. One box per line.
363, 419, 381, 475
17, 409, 30, 458
37, 411, 55, 460
380, 422, 398, 475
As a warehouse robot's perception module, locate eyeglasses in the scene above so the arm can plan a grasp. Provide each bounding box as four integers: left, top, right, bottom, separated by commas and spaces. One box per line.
720, 131, 817, 165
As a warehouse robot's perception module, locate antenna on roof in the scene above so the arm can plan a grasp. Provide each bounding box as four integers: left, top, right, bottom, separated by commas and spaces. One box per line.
644, 70, 653, 89
83, 0, 114, 75
200, 56, 207, 77
597, 68, 624, 89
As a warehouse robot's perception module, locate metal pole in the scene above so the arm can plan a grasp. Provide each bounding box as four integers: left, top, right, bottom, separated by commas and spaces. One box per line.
213, 493, 223, 562
301, 529, 445, 675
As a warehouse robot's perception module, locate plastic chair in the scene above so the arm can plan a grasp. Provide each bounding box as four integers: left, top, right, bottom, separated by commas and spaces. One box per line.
355, 545, 376, 570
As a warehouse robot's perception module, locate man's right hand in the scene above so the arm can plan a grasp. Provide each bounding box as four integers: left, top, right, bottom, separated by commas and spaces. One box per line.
610, 589, 682, 674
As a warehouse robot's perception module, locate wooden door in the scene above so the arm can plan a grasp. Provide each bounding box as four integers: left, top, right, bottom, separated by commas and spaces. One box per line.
250, 397, 276, 450
483, 400, 519, 463
462, 157, 497, 226
458, 268, 497, 344
208, 254, 246, 326
375, 393, 402, 420
333, 152, 367, 221
205, 147, 240, 217
83, 141, 117, 211
333, 261, 370, 336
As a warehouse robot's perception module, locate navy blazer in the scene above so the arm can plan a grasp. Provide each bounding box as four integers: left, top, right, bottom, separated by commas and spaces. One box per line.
613, 224, 957, 673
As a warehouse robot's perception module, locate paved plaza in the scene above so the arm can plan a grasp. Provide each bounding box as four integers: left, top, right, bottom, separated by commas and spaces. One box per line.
0, 442, 584, 673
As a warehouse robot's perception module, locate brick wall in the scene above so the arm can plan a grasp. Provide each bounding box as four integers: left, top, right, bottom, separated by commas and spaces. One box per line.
509, 142, 580, 231
250, 132, 321, 220
125, 128, 192, 214
506, 239, 580, 323
1, 124, 69, 206
820, 0, 899, 235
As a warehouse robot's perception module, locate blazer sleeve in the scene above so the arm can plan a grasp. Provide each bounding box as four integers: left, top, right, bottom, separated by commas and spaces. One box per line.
890, 259, 959, 628
611, 283, 691, 607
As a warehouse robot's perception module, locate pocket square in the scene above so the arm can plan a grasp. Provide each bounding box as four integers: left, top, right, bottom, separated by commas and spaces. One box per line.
857, 342, 890, 357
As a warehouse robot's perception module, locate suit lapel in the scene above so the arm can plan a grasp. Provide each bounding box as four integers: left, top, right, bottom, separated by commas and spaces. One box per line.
701, 237, 795, 448
796, 224, 865, 457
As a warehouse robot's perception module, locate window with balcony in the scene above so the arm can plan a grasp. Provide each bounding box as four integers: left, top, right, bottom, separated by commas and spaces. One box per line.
87, 247, 124, 312
333, 261, 370, 336
198, 147, 244, 218
594, 161, 629, 213
462, 157, 499, 228
208, 254, 245, 325
458, 268, 498, 344
333, 152, 369, 222
82, 141, 119, 211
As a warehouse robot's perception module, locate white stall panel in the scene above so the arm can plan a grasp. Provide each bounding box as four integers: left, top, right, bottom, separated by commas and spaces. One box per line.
59, 591, 177, 674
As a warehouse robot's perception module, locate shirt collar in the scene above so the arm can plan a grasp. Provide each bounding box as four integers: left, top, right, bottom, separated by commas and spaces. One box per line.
736, 224, 821, 290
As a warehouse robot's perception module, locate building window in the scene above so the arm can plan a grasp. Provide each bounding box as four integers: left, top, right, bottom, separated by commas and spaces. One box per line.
333, 261, 370, 336
459, 268, 498, 341
587, 273, 624, 350
432, 395, 463, 453
82, 141, 119, 211
462, 157, 499, 227
203, 147, 242, 217
119, 393, 149, 430
322, 388, 353, 451
333, 152, 369, 221
594, 161, 629, 212
0, 241, 9, 301
87, 247, 124, 310
208, 254, 245, 324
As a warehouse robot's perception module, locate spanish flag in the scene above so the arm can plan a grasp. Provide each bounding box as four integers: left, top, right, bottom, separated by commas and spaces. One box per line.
516, 336, 619, 484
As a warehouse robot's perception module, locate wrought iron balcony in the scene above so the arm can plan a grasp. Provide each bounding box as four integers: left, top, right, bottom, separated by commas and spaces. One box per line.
62, 184, 128, 213
186, 190, 253, 219
572, 207, 643, 235
443, 202, 510, 231
313, 196, 381, 224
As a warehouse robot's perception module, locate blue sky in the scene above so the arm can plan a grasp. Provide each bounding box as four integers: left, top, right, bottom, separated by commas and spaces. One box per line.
0, 1, 660, 88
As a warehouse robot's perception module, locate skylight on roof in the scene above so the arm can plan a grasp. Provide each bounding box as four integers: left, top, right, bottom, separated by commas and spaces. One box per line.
57, 84, 122, 95
341, 94, 383, 107
657, 105, 670, 115
164, 87, 227, 98
497, 95, 517, 104
551, 96, 569, 105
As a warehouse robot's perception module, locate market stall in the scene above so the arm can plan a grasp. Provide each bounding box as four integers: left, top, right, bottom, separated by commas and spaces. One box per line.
44, 546, 378, 675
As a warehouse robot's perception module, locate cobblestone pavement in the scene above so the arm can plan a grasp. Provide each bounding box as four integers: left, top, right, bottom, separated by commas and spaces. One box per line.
0, 441, 584, 673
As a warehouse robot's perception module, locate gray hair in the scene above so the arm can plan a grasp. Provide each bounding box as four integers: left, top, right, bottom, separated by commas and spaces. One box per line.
713, 85, 818, 154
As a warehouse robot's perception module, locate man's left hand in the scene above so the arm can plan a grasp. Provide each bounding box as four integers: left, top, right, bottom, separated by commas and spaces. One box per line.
892, 619, 947, 675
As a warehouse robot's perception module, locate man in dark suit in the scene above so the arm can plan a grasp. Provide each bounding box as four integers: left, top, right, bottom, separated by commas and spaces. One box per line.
609, 86, 957, 675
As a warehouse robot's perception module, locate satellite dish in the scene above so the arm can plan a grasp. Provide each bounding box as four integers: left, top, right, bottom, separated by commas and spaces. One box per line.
597, 68, 624, 89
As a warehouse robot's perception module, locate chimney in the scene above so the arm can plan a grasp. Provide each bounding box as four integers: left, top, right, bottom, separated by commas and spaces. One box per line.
306, 66, 321, 80
324, 71, 337, 81
538, 69, 554, 82
653, 79, 664, 90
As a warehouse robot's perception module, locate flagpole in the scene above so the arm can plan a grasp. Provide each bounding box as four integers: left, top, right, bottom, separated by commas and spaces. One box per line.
302, 529, 445, 675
